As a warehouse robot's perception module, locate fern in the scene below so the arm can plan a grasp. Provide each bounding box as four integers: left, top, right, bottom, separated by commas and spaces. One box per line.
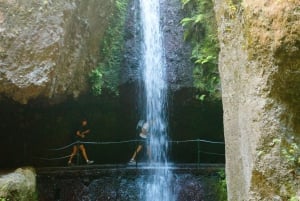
89, 0, 129, 96
181, 0, 220, 101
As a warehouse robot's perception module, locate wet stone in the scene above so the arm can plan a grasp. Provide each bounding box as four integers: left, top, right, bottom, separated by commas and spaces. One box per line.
37, 164, 225, 201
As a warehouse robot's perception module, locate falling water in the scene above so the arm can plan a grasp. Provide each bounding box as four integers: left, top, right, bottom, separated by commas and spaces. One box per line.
139, 0, 173, 200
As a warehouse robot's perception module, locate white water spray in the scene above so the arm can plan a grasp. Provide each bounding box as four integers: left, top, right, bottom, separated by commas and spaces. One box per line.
139, 0, 173, 200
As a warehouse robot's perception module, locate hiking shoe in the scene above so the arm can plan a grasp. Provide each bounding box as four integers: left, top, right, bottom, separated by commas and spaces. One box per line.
129, 159, 135, 164
86, 160, 94, 165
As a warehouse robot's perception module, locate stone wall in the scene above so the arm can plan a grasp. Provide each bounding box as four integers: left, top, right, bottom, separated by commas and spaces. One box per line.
0, 0, 115, 104
214, 0, 300, 200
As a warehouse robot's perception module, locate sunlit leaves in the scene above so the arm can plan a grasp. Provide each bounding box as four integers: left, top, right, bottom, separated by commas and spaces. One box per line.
89, 0, 129, 96
195, 55, 215, 64
180, 0, 220, 101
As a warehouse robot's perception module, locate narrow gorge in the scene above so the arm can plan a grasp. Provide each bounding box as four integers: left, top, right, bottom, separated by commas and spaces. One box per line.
0, 0, 299, 200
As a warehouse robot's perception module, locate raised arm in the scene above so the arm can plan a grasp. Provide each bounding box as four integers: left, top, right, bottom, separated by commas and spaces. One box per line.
76, 129, 90, 138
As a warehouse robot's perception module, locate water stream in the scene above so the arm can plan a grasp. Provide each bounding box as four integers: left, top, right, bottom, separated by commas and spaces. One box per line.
139, 0, 174, 200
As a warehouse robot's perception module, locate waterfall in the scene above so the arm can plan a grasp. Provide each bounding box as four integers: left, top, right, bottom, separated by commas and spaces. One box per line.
139, 0, 173, 200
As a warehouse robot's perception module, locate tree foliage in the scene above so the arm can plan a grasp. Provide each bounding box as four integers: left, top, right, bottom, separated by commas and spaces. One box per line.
181, 0, 221, 101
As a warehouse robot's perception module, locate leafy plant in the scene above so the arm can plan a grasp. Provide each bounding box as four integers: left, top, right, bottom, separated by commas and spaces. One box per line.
281, 141, 300, 167
89, 68, 104, 95
89, 0, 129, 96
203, 169, 227, 201
180, 0, 221, 101
216, 169, 228, 201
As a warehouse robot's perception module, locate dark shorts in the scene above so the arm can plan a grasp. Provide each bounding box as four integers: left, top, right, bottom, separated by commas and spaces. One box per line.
74, 136, 86, 146
137, 135, 148, 146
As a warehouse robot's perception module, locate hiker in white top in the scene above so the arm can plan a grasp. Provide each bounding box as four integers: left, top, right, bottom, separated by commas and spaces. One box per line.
129, 121, 150, 163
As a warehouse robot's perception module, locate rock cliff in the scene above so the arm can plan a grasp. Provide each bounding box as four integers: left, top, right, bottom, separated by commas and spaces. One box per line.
0, 0, 114, 104
0, 0, 193, 104
214, 0, 300, 200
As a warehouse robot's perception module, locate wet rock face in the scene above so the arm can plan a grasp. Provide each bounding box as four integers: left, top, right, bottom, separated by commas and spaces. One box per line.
37, 167, 224, 201
161, 0, 193, 90
121, 0, 142, 85
214, 0, 300, 200
121, 0, 193, 90
0, 0, 114, 104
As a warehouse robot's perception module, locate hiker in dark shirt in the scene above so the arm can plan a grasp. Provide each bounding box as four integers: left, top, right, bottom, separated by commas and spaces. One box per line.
68, 119, 94, 165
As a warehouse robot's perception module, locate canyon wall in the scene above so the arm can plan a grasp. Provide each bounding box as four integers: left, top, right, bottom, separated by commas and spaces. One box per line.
214, 0, 300, 200
0, 0, 115, 104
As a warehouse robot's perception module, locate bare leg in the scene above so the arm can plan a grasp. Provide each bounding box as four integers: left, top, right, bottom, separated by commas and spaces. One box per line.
79, 145, 89, 161
131, 145, 143, 161
68, 145, 78, 163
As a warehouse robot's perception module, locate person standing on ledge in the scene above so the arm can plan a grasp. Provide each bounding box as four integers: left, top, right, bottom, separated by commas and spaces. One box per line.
129, 120, 150, 163
68, 119, 94, 165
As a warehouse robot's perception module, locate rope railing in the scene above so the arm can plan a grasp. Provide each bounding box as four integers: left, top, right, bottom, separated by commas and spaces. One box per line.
38, 138, 225, 164
169, 139, 225, 144
49, 138, 224, 151
35, 155, 72, 161
48, 140, 140, 151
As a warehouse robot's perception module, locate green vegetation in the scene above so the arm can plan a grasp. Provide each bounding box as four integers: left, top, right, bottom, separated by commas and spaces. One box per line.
268, 136, 300, 200
290, 196, 300, 201
91, 0, 220, 99
90, 0, 129, 96
202, 169, 227, 200
180, 0, 220, 101
281, 136, 300, 168
271, 135, 300, 169
216, 169, 228, 201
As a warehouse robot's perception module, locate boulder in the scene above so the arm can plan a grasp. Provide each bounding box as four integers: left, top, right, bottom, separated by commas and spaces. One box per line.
0, 0, 114, 104
0, 167, 36, 201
